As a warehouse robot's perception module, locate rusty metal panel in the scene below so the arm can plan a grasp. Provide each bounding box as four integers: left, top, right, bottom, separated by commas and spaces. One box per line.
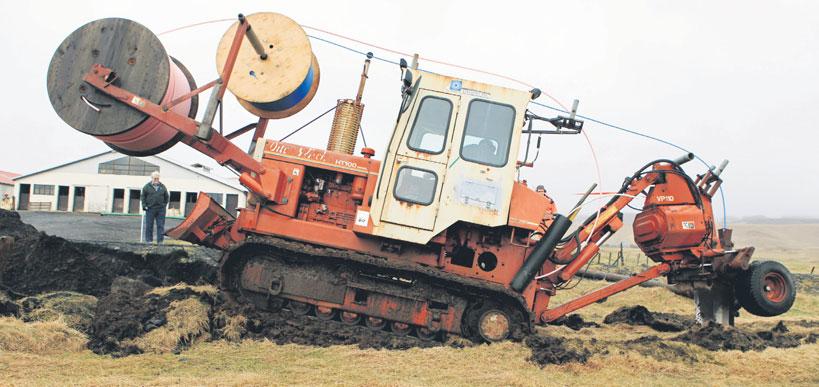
380, 155, 445, 230
241, 260, 347, 304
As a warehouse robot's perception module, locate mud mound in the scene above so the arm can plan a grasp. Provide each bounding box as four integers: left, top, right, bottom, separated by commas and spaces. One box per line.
19, 291, 97, 332
525, 335, 591, 366
88, 278, 215, 356
603, 305, 694, 332
0, 211, 216, 297
673, 321, 803, 351
0, 209, 36, 238
0, 290, 18, 317
88, 279, 444, 356
547, 314, 600, 331
213, 297, 443, 351
793, 320, 819, 328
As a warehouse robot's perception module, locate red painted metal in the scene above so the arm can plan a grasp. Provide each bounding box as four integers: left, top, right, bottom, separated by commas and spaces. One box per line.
216, 18, 248, 101
75, 14, 752, 336
163, 79, 218, 112
763, 272, 787, 303
82, 60, 743, 330
94, 59, 193, 153
541, 263, 672, 322
166, 192, 236, 250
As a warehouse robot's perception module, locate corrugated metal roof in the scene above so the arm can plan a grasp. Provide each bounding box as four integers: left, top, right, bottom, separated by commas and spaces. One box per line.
0, 170, 19, 186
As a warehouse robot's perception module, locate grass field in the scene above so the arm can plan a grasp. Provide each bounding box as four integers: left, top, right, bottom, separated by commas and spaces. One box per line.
2, 277, 817, 385
2, 287, 817, 386
1, 226, 818, 386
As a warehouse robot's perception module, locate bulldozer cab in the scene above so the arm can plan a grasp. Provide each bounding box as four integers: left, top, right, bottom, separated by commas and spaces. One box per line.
368, 70, 532, 244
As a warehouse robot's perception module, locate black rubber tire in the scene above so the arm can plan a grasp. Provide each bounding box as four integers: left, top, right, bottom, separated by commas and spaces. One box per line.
735, 260, 796, 317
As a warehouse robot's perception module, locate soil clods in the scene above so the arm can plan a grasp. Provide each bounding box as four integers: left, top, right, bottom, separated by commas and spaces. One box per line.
673, 321, 804, 352
603, 305, 695, 332
525, 334, 591, 366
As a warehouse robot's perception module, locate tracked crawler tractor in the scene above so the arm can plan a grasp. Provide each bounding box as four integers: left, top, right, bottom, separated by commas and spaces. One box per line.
47, 12, 796, 342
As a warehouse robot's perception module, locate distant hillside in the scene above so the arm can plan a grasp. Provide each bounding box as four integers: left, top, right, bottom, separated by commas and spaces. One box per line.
730, 216, 819, 225
603, 213, 819, 251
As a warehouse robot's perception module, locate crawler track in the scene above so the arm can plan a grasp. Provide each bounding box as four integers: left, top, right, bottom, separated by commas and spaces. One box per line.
219, 235, 533, 342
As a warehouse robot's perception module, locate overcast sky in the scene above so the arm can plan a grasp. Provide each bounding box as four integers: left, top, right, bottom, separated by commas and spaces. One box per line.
1, 0, 817, 220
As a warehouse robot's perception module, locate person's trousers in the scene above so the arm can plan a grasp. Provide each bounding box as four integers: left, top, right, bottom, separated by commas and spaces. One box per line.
144, 207, 166, 243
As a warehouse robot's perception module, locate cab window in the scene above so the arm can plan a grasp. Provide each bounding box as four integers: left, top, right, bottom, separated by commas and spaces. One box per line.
407, 97, 453, 154
394, 167, 437, 205
460, 100, 516, 167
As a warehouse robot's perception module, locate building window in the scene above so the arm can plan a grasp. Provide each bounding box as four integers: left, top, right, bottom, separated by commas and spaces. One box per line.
33, 184, 54, 195
168, 191, 181, 210
206, 193, 224, 205
98, 156, 160, 176
394, 167, 437, 205
407, 96, 453, 154
460, 100, 516, 167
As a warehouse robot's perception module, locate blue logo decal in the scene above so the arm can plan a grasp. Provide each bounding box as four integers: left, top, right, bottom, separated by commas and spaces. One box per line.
449, 80, 462, 92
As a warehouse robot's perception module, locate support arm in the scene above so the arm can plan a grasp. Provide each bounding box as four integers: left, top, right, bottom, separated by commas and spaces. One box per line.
541, 263, 672, 322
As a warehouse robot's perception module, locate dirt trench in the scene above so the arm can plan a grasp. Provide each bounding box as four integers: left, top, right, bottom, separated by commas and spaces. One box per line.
673, 321, 805, 352
603, 305, 695, 332
0, 209, 215, 297
2, 209, 818, 366
547, 314, 600, 331
602, 305, 812, 353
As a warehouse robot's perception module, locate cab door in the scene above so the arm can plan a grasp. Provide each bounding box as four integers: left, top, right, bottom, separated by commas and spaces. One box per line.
380, 89, 460, 230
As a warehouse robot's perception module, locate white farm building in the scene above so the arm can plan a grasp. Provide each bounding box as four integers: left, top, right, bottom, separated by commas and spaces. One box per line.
13, 151, 246, 217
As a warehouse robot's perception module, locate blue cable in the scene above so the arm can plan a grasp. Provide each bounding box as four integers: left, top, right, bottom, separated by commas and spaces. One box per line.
530, 101, 728, 228
307, 33, 729, 229
307, 35, 399, 66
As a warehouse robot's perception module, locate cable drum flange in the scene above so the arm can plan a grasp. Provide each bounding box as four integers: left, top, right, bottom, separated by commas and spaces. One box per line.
216, 12, 320, 119
47, 18, 198, 156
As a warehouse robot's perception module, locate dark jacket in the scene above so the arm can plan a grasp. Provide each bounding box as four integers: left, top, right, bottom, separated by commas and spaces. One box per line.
141, 182, 169, 210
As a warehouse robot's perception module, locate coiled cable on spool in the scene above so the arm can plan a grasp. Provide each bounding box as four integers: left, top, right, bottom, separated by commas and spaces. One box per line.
216, 12, 320, 119
47, 18, 199, 156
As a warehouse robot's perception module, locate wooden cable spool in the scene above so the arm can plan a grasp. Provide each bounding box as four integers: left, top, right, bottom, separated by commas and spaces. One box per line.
216, 12, 320, 119
47, 18, 198, 156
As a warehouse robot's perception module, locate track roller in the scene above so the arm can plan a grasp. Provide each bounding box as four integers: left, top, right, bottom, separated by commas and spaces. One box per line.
365, 317, 386, 330
478, 309, 511, 342
416, 327, 439, 341
390, 321, 413, 336
340, 311, 362, 325
464, 301, 523, 343
289, 301, 313, 316
315, 306, 337, 321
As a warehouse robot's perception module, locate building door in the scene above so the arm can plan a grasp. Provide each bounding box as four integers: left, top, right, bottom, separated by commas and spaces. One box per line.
128, 189, 141, 214
184, 192, 198, 216
73, 187, 85, 212
57, 186, 69, 211
18, 184, 30, 210
168, 191, 181, 215
225, 194, 239, 216
112, 189, 125, 213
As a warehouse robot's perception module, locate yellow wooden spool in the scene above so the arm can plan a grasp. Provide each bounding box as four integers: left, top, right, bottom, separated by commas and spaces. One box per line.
216, 12, 320, 119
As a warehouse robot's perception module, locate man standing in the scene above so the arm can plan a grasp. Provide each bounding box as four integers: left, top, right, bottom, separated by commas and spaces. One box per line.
141, 171, 169, 243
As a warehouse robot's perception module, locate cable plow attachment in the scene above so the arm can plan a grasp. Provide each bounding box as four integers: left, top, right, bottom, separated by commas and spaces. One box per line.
533, 154, 795, 325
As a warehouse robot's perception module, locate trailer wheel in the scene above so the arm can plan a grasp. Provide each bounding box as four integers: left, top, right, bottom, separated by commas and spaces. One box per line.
735, 260, 796, 317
